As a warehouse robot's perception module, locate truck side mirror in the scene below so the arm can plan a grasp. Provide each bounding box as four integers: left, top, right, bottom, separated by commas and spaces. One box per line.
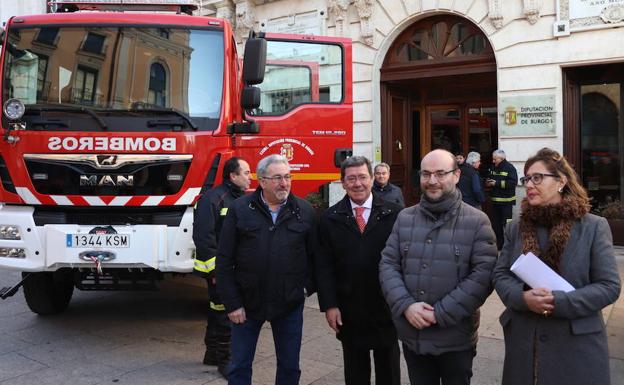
242, 37, 266, 85
241, 86, 260, 110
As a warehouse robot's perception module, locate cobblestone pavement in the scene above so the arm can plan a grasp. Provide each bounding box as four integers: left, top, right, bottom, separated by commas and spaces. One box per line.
0, 248, 622, 385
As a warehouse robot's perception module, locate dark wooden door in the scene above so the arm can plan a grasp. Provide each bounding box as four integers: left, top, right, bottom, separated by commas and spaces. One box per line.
382, 85, 410, 200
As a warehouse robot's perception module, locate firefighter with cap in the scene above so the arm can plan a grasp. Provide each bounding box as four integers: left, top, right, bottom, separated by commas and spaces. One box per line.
193, 157, 252, 376
485, 149, 518, 250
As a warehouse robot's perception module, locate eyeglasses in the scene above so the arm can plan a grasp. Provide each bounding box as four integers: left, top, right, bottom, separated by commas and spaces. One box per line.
419, 169, 457, 180
520, 173, 559, 185
261, 174, 292, 183
344, 174, 371, 184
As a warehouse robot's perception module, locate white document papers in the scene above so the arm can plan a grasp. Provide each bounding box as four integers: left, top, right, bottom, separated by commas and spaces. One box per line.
510, 252, 575, 292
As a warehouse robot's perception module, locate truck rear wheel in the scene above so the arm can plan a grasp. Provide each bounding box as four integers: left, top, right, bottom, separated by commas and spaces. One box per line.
22, 270, 74, 315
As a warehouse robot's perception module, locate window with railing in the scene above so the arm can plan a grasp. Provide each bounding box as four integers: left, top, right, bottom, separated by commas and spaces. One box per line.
72, 66, 98, 104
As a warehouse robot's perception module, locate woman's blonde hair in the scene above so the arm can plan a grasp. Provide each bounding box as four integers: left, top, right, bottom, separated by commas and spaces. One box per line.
524, 147, 590, 206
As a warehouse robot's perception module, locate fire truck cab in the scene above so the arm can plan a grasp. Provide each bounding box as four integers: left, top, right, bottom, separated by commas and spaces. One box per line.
0, 0, 352, 314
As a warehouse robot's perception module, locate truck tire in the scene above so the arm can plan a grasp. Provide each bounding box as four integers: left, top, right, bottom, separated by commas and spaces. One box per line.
22, 270, 74, 315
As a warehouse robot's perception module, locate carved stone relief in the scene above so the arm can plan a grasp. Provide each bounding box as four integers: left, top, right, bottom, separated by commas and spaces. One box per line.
327, 0, 350, 37
523, 0, 541, 24
354, 0, 374, 45
488, 0, 503, 29
327, 0, 374, 46
601, 4, 624, 24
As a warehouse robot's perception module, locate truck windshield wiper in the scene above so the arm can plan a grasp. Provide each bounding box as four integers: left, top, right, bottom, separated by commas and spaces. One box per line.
129, 106, 198, 131
26, 104, 108, 130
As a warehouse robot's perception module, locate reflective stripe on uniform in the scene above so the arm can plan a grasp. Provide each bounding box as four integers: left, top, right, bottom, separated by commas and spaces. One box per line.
506, 218, 513, 223
210, 301, 226, 311
220, 207, 228, 216
193, 256, 216, 273
491, 196, 516, 203
491, 171, 509, 176
501, 180, 506, 189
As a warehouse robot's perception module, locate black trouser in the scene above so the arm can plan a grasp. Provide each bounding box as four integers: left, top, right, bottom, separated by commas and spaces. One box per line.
403, 345, 475, 385
341, 340, 401, 385
491, 203, 513, 249
204, 277, 231, 364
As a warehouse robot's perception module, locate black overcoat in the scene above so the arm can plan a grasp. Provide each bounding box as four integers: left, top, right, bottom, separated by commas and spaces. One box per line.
316, 193, 401, 348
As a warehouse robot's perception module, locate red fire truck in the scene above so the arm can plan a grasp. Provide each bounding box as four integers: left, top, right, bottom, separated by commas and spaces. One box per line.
0, 1, 352, 314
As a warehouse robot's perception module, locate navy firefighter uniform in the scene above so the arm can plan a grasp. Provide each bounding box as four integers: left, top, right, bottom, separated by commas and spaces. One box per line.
193, 180, 244, 366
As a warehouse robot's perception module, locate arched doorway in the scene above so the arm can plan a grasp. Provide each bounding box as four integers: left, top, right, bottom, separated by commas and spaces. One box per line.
380, 14, 497, 204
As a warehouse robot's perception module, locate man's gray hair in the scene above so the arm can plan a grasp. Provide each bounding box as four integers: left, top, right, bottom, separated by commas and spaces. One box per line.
493, 149, 506, 159
374, 162, 390, 173
257, 154, 289, 178
465, 151, 481, 166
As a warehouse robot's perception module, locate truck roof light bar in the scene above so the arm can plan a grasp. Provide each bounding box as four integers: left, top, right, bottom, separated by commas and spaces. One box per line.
49, 1, 198, 15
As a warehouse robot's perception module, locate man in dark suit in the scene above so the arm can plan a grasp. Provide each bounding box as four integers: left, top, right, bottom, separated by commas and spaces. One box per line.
316, 156, 402, 385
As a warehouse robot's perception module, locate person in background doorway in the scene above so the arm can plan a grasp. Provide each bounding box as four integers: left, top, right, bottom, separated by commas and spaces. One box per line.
316, 156, 402, 385
373, 162, 405, 208
380, 149, 497, 385
493, 147, 620, 385
457, 151, 486, 209
456, 153, 465, 165
193, 157, 251, 377
486, 149, 518, 249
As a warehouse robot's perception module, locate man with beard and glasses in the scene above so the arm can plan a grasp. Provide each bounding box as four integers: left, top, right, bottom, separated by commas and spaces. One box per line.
379, 149, 497, 385
216, 154, 317, 385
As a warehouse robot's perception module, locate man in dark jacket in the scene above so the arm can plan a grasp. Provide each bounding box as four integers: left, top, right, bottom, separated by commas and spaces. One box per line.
316, 156, 402, 385
485, 149, 518, 249
193, 157, 251, 372
457, 151, 486, 209
216, 154, 317, 385
379, 149, 497, 385
372, 162, 405, 208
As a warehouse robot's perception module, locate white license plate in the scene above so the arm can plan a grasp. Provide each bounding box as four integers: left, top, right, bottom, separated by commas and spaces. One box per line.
66, 234, 130, 248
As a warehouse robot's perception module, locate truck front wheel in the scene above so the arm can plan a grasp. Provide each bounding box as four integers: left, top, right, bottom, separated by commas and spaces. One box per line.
22, 270, 74, 315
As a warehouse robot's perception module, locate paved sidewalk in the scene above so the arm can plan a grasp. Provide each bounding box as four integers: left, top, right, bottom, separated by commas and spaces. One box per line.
0, 248, 622, 384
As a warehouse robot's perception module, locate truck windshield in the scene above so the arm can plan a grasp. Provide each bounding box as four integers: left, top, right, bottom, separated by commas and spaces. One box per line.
2, 26, 224, 131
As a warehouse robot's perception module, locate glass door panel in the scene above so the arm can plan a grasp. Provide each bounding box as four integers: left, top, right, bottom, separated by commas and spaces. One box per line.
580, 83, 622, 212
430, 107, 461, 154
467, 106, 497, 176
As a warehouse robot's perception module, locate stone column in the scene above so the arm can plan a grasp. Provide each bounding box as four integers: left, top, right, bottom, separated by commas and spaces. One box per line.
354, 0, 374, 46
328, 0, 350, 37
488, 0, 503, 29
214, 0, 235, 25
234, 0, 255, 43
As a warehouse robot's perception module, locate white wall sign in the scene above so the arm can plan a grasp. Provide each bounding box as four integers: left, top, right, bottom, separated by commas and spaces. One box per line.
262, 10, 324, 35
570, 0, 624, 19
499, 95, 556, 137
555, 0, 624, 36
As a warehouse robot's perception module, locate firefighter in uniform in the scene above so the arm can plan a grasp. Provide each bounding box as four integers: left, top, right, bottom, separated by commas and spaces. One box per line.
193, 157, 252, 374
485, 149, 518, 250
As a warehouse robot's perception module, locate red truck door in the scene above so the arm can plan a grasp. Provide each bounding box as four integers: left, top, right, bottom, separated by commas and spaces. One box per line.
234, 33, 353, 197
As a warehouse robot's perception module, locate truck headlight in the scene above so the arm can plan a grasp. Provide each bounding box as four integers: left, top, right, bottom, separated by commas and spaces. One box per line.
0, 225, 21, 240
3, 98, 25, 121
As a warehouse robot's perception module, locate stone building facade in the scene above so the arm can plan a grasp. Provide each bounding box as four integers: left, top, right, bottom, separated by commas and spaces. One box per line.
201, 0, 624, 219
